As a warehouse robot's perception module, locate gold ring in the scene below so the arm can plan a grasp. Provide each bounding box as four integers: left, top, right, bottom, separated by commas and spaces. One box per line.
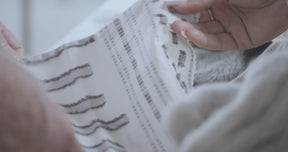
207, 8, 215, 21
189, 41, 200, 48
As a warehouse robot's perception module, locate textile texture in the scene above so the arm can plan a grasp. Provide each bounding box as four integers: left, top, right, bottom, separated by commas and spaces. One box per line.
164, 39, 288, 152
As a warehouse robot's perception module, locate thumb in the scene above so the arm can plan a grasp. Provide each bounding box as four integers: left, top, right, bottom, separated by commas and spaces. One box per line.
166, 0, 219, 14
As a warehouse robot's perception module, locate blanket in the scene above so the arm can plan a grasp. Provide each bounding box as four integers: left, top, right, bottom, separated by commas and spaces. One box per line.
164, 38, 288, 152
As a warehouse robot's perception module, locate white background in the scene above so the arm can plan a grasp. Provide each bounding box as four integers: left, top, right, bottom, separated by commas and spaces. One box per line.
0, 0, 107, 55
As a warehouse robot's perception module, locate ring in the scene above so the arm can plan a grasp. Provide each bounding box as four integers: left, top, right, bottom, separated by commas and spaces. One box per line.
189, 41, 200, 48
207, 8, 215, 21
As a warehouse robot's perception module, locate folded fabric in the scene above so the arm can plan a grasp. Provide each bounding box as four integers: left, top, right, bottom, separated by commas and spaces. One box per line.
22, 0, 199, 151
193, 42, 270, 86
164, 39, 288, 152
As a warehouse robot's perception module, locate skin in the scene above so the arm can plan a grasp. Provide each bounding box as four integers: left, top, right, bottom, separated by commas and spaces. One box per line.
0, 22, 82, 152
0, 22, 24, 57
168, 0, 288, 50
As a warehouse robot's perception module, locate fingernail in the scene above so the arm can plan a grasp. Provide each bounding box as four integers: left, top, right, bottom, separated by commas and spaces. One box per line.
189, 41, 200, 48
2, 25, 23, 50
181, 31, 187, 39
167, 24, 175, 33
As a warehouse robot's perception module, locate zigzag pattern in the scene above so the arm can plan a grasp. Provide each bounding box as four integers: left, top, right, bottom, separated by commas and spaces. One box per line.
23, 36, 95, 65
42, 64, 93, 92
60, 95, 106, 114
74, 114, 129, 136
81, 139, 126, 152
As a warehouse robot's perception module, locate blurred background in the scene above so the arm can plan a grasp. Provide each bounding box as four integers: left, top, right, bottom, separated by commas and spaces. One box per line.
0, 0, 106, 55
1, 0, 287, 56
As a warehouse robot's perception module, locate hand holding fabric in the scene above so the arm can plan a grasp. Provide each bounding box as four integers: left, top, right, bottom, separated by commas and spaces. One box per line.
168, 0, 288, 50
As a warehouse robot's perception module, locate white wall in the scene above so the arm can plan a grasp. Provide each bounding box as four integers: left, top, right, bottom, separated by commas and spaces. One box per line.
0, 0, 105, 55
0, 0, 22, 48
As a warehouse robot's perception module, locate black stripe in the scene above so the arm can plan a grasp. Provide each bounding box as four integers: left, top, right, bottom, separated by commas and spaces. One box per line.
74, 114, 129, 136
22, 35, 95, 65
43, 64, 90, 83
60, 95, 106, 115
81, 139, 124, 149
42, 64, 93, 92
47, 74, 92, 92
61, 95, 104, 107
172, 32, 178, 44
155, 14, 168, 25
177, 50, 187, 68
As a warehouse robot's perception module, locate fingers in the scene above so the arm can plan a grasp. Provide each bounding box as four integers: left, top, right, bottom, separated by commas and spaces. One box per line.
171, 20, 225, 34
170, 20, 238, 50
165, 0, 215, 14
0, 30, 20, 58
186, 30, 238, 50
2, 25, 24, 52
0, 22, 24, 58
0, 25, 10, 51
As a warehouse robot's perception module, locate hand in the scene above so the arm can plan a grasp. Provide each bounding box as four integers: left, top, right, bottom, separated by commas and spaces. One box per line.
168, 0, 288, 50
0, 22, 24, 57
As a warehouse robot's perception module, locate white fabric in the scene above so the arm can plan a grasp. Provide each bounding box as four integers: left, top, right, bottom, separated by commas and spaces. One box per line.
21, 0, 288, 151
163, 39, 288, 152
22, 0, 199, 151
48, 0, 266, 86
